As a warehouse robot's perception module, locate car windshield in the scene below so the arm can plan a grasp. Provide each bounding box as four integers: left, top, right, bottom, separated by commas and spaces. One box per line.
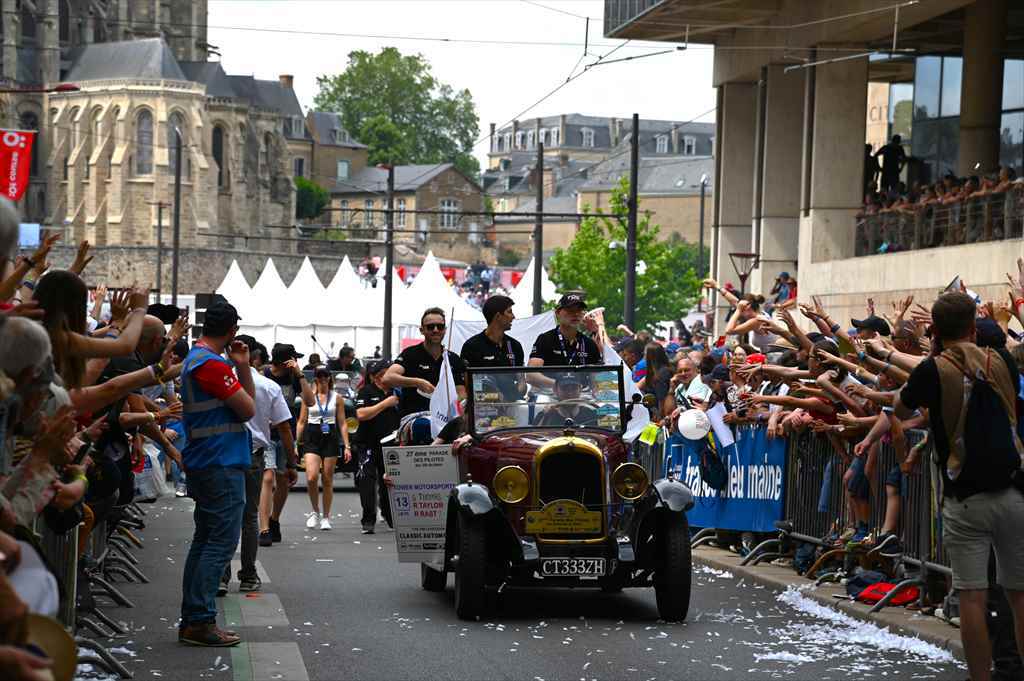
467, 365, 625, 436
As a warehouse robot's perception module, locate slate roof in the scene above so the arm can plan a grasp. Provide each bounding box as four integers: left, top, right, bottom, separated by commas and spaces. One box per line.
493, 114, 715, 156
307, 112, 367, 149
330, 163, 466, 195
65, 38, 186, 82
497, 195, 580, 223
580, 155, 716, 196
178, 61, 235, 98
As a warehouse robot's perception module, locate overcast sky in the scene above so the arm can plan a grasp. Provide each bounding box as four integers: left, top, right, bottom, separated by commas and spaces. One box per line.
207, 0, 717, 167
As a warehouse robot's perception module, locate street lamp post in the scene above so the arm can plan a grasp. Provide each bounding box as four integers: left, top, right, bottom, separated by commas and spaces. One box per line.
728, 252, 760, 296
381, 164, 395, 360
171, 128, 182, 306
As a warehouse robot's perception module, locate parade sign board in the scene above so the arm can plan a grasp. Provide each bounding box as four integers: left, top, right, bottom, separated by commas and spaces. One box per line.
384, 444, 457, 563
0, 130, 34, 200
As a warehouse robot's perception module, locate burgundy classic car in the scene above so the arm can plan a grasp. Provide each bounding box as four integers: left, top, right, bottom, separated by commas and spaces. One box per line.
418, 365, 694, 621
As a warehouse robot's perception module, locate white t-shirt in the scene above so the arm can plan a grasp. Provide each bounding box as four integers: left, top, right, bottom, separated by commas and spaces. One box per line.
247, 367, 292, 451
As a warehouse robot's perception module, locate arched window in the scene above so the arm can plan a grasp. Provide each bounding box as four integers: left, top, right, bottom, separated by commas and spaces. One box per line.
539, 129, 547, 146
503, 132, 511, 150
19, 112, 39, 176
212, 125, 226, 187
581, 128, 595, 148
21, 5, 37, 39
135, 110, 153, 175
67, 107, 80, 153
167, 111, 190, 178
655, 135, 668, 154
526, 129, 535, 149
683, 135, 696, 156
514, 131, 524, 149
550, 128, 560, 146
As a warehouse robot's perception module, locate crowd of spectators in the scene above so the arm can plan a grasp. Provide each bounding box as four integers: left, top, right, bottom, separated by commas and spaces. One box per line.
0, 196, 191, 678
611, 268, 1024, 681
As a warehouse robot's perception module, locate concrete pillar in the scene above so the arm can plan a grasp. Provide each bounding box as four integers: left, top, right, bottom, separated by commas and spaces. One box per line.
711, 81, 756, 331
958, 0, 1008, 175
751, 65, 804, 298
798, 54, 868, 266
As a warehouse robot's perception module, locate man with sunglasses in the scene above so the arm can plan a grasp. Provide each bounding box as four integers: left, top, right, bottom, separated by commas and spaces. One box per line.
383, 307, 467, 418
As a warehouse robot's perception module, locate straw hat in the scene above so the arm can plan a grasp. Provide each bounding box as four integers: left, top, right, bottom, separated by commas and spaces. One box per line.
22, 614, 77, 681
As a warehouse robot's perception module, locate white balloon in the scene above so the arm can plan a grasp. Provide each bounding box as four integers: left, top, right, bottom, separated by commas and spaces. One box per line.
678, 409, 711, 440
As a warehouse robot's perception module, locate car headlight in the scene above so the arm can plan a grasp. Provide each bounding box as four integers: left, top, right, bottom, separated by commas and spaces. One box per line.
493, 465, 529, 504
612, 463, 649, 501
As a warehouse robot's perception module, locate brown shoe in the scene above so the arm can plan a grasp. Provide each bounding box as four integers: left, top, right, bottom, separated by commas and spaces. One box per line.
179, 622, 241, 647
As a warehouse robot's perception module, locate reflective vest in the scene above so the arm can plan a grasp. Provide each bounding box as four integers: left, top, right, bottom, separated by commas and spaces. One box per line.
180, 345, 250, 471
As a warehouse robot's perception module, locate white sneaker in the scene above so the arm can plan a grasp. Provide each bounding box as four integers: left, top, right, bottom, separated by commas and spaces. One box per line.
306, 512, 320, 529
320, 516, 332, 531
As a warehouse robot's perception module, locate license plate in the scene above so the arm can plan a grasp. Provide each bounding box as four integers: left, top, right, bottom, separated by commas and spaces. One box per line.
540, 558, 605, 577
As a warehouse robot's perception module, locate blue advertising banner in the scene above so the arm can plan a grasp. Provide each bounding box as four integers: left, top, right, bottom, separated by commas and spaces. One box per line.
667, 425, 787, 533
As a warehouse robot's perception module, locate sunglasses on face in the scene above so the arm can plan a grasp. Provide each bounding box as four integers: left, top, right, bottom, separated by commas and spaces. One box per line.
424, 323, 446, 332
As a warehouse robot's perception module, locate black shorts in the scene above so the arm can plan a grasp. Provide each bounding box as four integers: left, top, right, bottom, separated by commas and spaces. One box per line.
302, 423, 340, 458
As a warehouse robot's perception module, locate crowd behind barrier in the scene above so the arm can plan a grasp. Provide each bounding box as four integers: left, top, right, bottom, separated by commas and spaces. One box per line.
857, 182, 1024, 256
638, 424, 954, 614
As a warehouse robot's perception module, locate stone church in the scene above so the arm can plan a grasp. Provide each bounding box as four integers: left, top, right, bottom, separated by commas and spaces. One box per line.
2, 0, 305, 252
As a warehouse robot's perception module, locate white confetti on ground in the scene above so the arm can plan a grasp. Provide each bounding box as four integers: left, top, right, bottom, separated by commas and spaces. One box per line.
777, 587, 954, 662
754, 651, 816, 664
695, 565, 734, 579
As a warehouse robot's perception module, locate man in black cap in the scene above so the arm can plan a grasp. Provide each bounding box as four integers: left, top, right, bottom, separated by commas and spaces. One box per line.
262, 343, 314, 543
850, 315, 892, 341
529, 292, 603, 378
534, 373, 598, 426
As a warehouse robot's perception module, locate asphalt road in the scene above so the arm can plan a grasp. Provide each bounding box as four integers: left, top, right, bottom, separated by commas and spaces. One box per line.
75, 484, 965, 681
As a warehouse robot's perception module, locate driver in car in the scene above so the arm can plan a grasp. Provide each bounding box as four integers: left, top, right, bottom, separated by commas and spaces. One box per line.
534, 373, 598, 427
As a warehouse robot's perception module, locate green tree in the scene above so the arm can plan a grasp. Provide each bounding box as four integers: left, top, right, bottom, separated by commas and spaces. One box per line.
295, 176, 329, 220
548, 178, 701, 331
314, 48, 481, 177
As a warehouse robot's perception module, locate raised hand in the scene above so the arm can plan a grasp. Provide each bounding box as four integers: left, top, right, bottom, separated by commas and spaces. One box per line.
167, 311, 190, 345
227, 339, 250, 368
108, 288, 130, 323
29, 232, 61, 272
69, 239, 94, 275
128, 282, 150, 311
867, 297, 876, 316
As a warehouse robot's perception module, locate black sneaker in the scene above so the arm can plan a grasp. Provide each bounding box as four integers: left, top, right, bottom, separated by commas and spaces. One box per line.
269, 518, 282, 543
216, 581, 229, 597
239, 576, 261, 593
259, 530, 273, 547
361, 523, 375, 535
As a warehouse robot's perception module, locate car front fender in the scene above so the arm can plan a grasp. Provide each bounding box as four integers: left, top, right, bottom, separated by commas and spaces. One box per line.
450, 482, 495, 516
653, 478, 695, 513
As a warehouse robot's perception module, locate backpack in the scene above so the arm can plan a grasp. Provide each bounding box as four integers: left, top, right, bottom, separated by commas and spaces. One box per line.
698, 435, 727, 492
936, 347, 1024, 494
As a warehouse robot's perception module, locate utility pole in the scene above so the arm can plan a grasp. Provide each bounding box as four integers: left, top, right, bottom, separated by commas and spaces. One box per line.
697, 175, 708, 311
382, 164, 395, 360
171, 128, 183, 307
532, 141, 544, 315
624, 113, 639, 330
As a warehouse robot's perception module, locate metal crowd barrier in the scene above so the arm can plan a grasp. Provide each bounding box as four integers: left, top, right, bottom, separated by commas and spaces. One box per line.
856, 185, 1024, 256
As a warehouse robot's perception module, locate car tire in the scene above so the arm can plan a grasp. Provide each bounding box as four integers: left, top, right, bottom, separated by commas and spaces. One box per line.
421, 563, 447, 592
654, 513, 692, 622
453, 515, 487, 620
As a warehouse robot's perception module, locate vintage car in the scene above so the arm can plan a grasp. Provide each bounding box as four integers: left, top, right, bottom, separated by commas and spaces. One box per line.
420, 364, 695, 621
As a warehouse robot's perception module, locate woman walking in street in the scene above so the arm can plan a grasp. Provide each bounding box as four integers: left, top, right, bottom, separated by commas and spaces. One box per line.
297, 367, 351, 530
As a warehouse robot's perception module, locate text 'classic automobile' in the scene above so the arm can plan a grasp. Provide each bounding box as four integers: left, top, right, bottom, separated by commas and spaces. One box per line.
420, 365, 695, 621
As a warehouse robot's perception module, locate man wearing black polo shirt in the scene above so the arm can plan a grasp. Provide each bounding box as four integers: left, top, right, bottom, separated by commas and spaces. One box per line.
460, 295, 524, 369
529, 292, 603, 372
383, 307, 467, 418
461, 295, 525, 400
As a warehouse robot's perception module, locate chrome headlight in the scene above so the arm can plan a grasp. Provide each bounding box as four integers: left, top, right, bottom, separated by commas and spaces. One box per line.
611, 462, 649, 501
493, 465, 529, 504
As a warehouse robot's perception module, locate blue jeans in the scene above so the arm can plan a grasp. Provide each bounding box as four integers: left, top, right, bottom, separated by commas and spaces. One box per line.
180, 467, 245, 626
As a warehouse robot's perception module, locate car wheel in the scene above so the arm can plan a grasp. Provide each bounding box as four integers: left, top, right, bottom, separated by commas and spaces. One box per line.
654, 513, 692, 622
453, 515, 487, 620
421, 563, 447, 592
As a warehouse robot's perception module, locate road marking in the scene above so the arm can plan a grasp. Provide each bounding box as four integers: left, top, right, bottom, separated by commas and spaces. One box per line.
222, 592, 289, 627
248, 642, 310, 681
229, 559, 272, 583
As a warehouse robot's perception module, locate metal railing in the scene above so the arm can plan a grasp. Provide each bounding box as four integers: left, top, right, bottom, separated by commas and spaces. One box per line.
856, 185, 1024, 256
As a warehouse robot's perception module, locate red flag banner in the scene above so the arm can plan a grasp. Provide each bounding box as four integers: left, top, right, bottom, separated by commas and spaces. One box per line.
0, 129, 34, 201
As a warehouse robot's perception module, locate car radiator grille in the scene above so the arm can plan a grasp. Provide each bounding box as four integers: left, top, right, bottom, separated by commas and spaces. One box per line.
538, 450, 604, 509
